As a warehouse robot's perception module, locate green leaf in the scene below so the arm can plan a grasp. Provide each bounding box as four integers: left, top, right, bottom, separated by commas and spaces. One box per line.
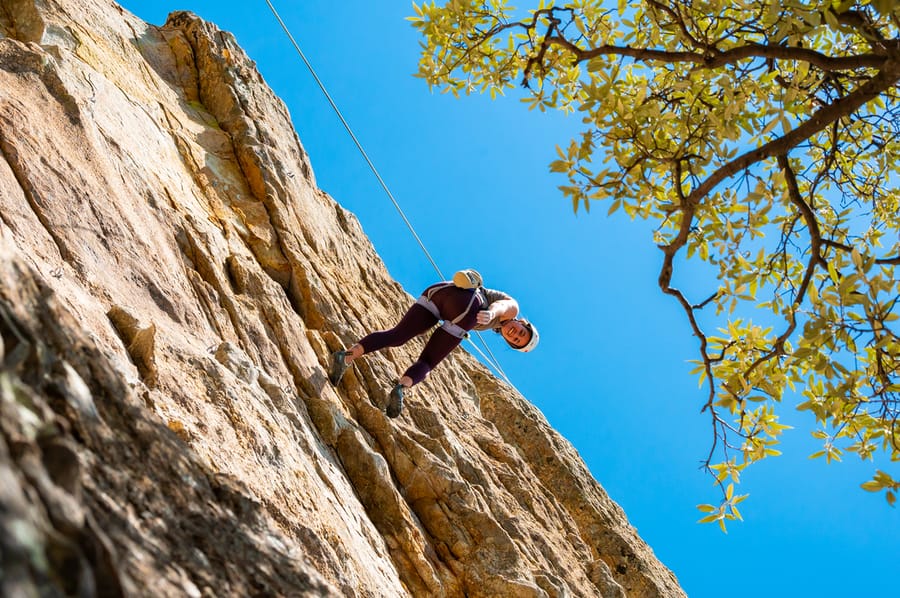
760, 118, 778, 136
827, 261, 840, 284
587, 57, 605, 72
549, 159, 569, 173
607, 199, 621, 215
851, 247, 863, 270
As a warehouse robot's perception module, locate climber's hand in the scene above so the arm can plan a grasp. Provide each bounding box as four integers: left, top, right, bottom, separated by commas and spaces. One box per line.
476, 309, 494, 326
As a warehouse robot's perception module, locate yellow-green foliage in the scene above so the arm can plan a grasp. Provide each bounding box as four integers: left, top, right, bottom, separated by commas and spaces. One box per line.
411, 0, 900, 527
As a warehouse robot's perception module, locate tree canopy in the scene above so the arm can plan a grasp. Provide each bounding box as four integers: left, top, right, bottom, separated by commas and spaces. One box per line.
411, 0, 900, 528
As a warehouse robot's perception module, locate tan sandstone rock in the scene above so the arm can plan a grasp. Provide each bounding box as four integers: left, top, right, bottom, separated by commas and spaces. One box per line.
0, 0, 685, 596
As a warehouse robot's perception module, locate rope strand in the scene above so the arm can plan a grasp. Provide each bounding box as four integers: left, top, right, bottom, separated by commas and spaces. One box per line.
264, 0, 512, 386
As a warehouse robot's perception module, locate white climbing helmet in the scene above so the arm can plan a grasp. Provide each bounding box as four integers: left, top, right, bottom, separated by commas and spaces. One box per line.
513, 319, 539, 353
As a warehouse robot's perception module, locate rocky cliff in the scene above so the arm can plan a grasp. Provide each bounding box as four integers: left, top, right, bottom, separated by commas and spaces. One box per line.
0, 1, 684, 596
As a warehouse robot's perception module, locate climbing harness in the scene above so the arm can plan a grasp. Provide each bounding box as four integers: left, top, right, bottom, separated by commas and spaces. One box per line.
416, 282, 485, 339
264, 0, 512, 385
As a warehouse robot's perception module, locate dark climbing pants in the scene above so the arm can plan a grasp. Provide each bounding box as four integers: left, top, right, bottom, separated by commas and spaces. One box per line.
358, 284, 483, 385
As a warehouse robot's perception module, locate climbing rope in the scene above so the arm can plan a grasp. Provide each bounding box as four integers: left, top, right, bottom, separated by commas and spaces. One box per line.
264, 0, 513, 385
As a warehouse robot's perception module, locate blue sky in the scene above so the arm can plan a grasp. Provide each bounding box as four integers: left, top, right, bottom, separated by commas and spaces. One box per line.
119, 2, 899, 596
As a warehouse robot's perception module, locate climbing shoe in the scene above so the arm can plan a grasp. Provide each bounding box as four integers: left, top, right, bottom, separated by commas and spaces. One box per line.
328, 350, 349, 385
386, 383, 404, 418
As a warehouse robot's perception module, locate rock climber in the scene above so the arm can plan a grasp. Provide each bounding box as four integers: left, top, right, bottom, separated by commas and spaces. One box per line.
328, 270, 538, 418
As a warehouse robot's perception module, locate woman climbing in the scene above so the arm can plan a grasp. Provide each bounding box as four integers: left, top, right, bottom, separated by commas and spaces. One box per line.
328, 270, 538, 418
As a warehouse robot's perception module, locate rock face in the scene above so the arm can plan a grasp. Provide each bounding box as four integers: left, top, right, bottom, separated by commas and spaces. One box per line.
0, 1, 685, 596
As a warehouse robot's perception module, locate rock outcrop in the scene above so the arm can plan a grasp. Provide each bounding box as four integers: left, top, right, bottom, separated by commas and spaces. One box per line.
0, 1, 684, 596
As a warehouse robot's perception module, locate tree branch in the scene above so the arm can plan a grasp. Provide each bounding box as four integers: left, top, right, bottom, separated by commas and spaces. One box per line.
687, 58, 900, 206
656, 164, 717, 416
646, 0, 709, 52
743, 155, 823, 379
821, 239, 900, 264
571, 41, 893, 72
